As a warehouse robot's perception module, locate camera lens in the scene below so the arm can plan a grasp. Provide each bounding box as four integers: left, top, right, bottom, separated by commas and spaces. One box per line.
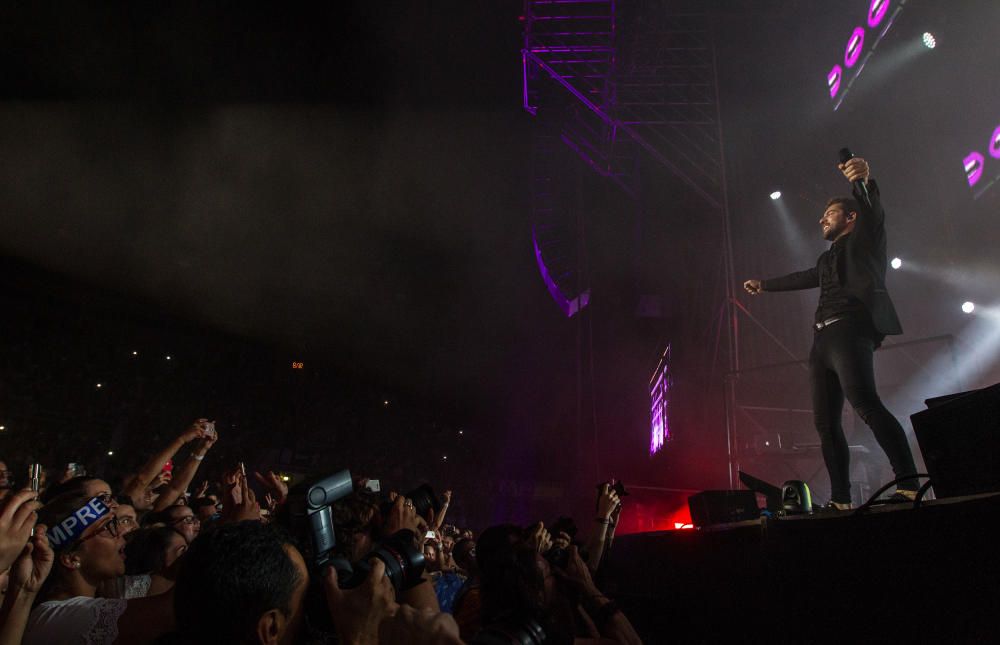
543, 546, 568, 569
340, 529, 426, 595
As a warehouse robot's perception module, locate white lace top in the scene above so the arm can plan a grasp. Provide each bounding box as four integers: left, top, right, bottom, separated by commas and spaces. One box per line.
122, 574, 152, 599
100, 574, 153, 600
24, 597, 128, 645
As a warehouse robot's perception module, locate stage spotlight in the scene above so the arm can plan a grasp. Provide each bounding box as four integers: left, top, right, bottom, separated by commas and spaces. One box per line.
166, 355, 172, 361
96, 383, 103, 389
770, 191, 782, 200
922, 32, 936, 49
107, 451, 114, 456
891, 257, 902, 269
962, 301, 975, 314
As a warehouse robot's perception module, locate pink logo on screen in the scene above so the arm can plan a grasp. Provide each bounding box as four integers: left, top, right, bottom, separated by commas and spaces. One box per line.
868, 0, 889, 28
965, 153, 984, 188
964, 123, 1000, 189
826, 1, 895, 101
828, 65, 842, 98
844, 27, 865, 68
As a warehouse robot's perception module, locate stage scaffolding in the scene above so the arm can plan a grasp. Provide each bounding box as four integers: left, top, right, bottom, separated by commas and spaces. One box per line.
522, 0, 742, 485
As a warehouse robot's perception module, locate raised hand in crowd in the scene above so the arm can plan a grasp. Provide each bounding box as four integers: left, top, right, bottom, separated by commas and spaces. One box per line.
558, 545, 643, 645
597, 483, 621, 520
553, 530, 572, 550
220, 464, 247, 504
0, 526, 54, 645
124, 418, 212, 503
384, 495, 420, 536
324, 559, 400, 645
8, 524, 54, 594
221, 472, 260, 523
254, 470, 289, 506
381, 496, 442, 613
526, 521, 553, 555
584, 482, 621, 573
0, 490, 41, 574
416, 508, 436, 542
153, 422, 219, 511
432, 490, 452, 532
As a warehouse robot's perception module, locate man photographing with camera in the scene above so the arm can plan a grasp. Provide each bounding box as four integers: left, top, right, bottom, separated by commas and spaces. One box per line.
743, 155, 919, 511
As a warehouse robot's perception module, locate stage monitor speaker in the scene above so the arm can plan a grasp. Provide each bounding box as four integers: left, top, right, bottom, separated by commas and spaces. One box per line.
911, 382, 1000, 498
687, 490, 760, 528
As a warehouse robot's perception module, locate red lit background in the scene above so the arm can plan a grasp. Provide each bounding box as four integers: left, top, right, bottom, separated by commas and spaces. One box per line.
614, 487, 696, 534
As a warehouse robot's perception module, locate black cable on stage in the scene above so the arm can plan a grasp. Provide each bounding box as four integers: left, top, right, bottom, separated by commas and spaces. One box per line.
853, 473, 930, 515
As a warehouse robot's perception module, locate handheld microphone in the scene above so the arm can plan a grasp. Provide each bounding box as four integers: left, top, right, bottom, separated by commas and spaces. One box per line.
838, 147, 871, 208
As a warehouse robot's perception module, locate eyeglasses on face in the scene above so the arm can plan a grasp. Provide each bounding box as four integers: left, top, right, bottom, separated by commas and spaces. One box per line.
77, 516, 121, 544
95, 492, 115, 506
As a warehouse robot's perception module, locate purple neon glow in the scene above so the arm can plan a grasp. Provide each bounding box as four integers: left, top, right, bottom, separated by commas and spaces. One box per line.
868, 0, 889, 28
531, 225, 590, 317
828, 65, 842, 98
649, 347, 671, 455
964, 152, 984, 187
990, 125, 1000, 159
827, 1, 905, 108
522, 52, 536, 116
844, 27, 865, 67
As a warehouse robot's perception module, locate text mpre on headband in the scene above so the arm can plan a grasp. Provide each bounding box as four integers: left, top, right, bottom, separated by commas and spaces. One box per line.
46, 497, 112, 551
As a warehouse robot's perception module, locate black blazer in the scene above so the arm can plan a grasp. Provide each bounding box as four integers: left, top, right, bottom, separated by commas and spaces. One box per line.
761, 179, 902, 336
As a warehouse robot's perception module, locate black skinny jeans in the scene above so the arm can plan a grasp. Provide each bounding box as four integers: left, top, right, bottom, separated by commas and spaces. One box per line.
809, 318, 918, 503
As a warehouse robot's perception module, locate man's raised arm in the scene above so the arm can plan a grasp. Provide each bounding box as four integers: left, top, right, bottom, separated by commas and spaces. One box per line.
839, 156, 885, 232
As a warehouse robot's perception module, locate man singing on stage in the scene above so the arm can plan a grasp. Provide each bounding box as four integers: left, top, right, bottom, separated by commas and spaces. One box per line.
743, 156, 919, 510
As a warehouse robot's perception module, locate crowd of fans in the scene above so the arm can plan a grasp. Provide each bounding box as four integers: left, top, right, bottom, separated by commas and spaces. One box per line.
0, 419, 642, 644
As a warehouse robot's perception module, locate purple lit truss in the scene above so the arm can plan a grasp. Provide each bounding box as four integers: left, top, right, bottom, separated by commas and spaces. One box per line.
522, 1, 728, 316
649, 344, 671, 455
532, 224, 591, 317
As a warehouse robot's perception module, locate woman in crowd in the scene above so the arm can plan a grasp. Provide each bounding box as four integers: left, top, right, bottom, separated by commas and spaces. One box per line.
142, 504, 201, 544
424, 538, 442, 573
41, 476, 118, 511
122, 526, 187, 598
22, 492, 175, 645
